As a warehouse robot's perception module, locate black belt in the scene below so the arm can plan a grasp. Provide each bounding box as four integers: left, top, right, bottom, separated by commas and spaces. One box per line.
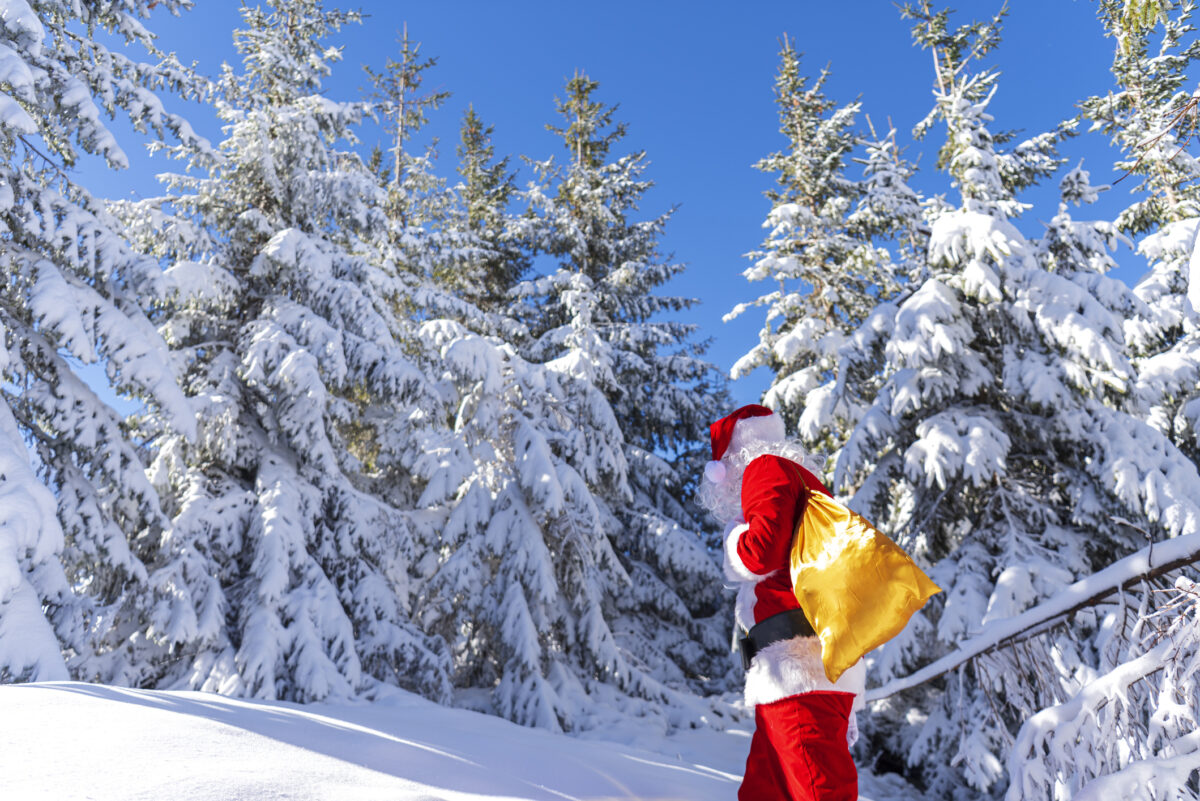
739, 608, 815, 670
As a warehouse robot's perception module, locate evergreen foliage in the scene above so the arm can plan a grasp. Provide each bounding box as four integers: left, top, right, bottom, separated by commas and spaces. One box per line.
0, 0, 201, 685
415, 72, 735, 732
525, 72, 733, 679
820, 4, 1200, 795
112, 1, 452, 702
728, 40, 926, 465
1085, 1, 1200, 471
364, 24, 458, 286
450, 105, 529, 309
364, 24, 450, 195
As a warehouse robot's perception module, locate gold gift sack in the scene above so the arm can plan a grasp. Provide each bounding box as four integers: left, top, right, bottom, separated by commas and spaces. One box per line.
790, 492, 941, 683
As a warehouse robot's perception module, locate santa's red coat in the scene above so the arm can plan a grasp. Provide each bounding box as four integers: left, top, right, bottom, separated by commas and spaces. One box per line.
722, 454, 866, 707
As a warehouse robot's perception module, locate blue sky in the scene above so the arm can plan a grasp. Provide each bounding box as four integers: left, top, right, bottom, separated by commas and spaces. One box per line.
84, 1, 1133, 406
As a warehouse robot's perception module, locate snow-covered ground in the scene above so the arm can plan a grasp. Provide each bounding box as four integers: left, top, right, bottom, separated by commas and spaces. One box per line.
2, 682, 747, 800
0, 682, 917, 800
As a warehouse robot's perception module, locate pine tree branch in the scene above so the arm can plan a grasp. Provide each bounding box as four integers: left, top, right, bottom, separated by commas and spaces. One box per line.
1115, 91, 1200, 184
18, 135, 68, 179
867, 531, 1200, 702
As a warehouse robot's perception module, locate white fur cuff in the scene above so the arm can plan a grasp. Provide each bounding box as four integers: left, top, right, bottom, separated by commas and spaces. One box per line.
723, 523, 762, 582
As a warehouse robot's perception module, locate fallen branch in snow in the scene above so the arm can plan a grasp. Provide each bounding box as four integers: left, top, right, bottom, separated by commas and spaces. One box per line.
866, 532, 1200, 702
1004, 577, 1200, 801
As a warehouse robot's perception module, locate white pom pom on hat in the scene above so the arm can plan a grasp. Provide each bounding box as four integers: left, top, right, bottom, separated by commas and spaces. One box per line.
704, 460, 727, 484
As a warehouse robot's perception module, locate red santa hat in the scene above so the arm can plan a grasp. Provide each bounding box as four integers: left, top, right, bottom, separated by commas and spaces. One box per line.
704, 404, 786, 484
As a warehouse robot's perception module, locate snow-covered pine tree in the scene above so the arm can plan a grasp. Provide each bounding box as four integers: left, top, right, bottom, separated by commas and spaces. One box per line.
990, 4, 1200, 795
525, 72, 736, 694
0, 0, 203, 684
835, 4, 1200, 795
727, 39, 926, 464
1083, 0, 1200, 469
418, 303, 738, 731
111, 0, 451, 702
824, 125, 930, 486
414, 72, 733, 731
1083, 0, 1200, 239
522, 72, 728, 459
414, 317, 640, 730
374, 34, 683, 732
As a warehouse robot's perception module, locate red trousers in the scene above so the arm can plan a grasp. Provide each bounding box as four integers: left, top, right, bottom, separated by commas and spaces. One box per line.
738, 692, 857, 801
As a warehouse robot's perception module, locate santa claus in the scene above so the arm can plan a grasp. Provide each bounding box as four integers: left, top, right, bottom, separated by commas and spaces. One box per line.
698, 404, 864, 801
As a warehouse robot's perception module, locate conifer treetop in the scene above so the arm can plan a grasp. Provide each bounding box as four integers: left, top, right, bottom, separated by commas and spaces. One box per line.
547, 71, 629, 169
364, 23, 451, 189
1084, 0, 1200, 234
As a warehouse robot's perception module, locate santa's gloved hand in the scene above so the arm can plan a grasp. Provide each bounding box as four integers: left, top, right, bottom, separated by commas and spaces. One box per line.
846, 711, 859, 748
722, 517, 755, 583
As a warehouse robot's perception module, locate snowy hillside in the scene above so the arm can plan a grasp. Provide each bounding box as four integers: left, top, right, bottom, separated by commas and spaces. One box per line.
0, 682, 929, 801
1, 682, 744, 801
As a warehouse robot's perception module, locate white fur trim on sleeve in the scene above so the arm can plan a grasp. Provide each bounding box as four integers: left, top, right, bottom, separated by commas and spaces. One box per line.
723, 522, 765, 582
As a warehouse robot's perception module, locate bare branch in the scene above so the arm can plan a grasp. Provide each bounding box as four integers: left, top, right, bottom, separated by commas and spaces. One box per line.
868, 532, 1200, 702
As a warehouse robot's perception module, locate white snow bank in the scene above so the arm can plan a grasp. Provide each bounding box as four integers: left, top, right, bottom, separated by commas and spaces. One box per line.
0, 682, 902, 800
0, 681, 907, 801
0, 682, 743, 801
